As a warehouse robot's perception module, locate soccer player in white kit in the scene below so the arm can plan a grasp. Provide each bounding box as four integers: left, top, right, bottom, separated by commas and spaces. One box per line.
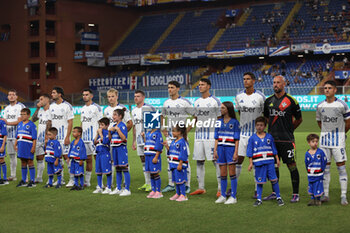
81, 89, 103, 187
161, 81, 194, 193
316, 80, 350, 205
47, 87, 74, 187
190, 78, 222, 197
31, 93, 51, 183
103, 88, 133, 187
132, 90, 155, 192
1, 89, 25, 181
235, 72, 265, 196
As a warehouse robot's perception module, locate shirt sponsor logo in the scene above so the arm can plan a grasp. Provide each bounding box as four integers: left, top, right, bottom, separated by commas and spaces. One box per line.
52, 114, 64, 120
269, 109, 286, 117
323, 116, 338, 123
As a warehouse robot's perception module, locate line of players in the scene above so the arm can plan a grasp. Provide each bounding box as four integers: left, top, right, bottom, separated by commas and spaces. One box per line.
0, 73, 348, 205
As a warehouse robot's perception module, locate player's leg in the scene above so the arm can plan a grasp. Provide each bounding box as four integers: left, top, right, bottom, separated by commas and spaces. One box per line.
35, 143, 45, 183
207, 140, 221, 196
138, 145, 151, 191
17, 158, 27, 187
253, 165, 265, 207
7, 139, 17, 181
0, 156, 8, 185
85, 155, 93, 187
236, 136, 248, 179
162, 137, 175, 192
215, 146, 227, 203
55, 161, 63, 188
334, 148, 348, 205
190, 141, 206, 195
176, 169, 188, 202
93, 153, 103, 193
225, 146, 237, 204
119, 146, 131, 196
186, 162, 191, 193
27, 159, 36, 187
321, 147, 331, 202
263, 142, 281, 201
45, 162, 54, 188
283, 142, 300, 203
169, 169, 180, 200
267, 163, 284, 206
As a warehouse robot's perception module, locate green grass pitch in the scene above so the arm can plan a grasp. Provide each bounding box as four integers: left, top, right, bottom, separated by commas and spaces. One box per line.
1, 111, 350, 233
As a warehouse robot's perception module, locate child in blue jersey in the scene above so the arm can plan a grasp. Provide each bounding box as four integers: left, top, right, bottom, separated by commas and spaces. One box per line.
15, 108, 37, 188
247, 116, 284, 207
305, 134, 327, 206
214, 101, 240, 204
44, 127, 63, 188
141, 127, 163, 199
93, 117, 112, 194
109, 108, 131, 196
164, 124, 189, 202
68, 127, 87, 190
0, 119, 8, 185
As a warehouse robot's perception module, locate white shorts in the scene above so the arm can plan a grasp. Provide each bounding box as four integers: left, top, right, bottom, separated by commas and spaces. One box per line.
6, 139, 16, 155
84, 142, 96, 156
238, 136, 249, 157
35, 142, 45, 156
58, 141, 70, 155
321, 147, 347, 163
193, 140, 215, 161
136, 144, 144, 156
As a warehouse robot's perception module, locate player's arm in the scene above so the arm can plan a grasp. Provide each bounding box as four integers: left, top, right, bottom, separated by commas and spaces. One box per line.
31, 107, 40, 122
64, 119, 73, 145
292, 99, 303, 130
345, 118, 350, 133
6, 117, 22, 126
0, 135, 6, 153
233, 139, 239, 161
132, 126, 137, 150
31, 139, 36, 154
46, 120, 52, 134
293, 117, 303, 130
115, 127, 126, 141
126, 120, 133, 132
275, 154, 280, 168
14, 138, 18, 151
317, 121, 322, 129
246, 138, 253, 171
213, 139, 218, 160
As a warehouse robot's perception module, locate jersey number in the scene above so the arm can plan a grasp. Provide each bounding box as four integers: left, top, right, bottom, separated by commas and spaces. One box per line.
287, 149, 295, 158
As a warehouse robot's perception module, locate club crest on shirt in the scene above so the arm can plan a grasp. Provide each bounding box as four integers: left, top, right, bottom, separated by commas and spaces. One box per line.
50, 142, 54, 146
317, 154, 321, 159
26, 125, 30, 129
76, 146, 80, 151
229, 124, 233, 129
176, 144, 180, 148
267, 139, 270, 144
152, 134, 156, 139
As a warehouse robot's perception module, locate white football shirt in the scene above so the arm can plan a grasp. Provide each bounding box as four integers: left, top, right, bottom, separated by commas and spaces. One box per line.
3, 102, 25, 139
316, 98, 350, 148
132, 103, 156, 146
81, 102, 103, 142
48, 100, 74, 141
104, 103, 132, 128
37, 108, 50, 143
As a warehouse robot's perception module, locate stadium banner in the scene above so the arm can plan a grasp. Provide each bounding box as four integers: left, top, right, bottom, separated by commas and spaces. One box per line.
269, 46, 290, 56
206, 49, 245, 59
140, 54, 169, 65
108, 55, 140, 65
27, 0, 39, 7
166, 53, 183, 60
81, 32, 99, 46
245, 47, 268, 56
182, 51, 206, 59
74, 51, 84, 59
85, 51, 104, 58
314, 42, 350, 54
87, 58, 105, 67
142, 74, 191, 87
335, 70, 350, 80
226, 9, 239, 17
290, 43, 316, 52
88, 76, 137, 91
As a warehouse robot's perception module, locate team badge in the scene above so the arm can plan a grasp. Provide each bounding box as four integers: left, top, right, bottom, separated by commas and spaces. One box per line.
176, 144, 180, 148
317, 154, 321, 159
50, 142, 54, 146
282, 102, 287, 108
229, 124, 233, 129
267, 139, 270, 144
26, 125, 30, 129
77, 146, 80, 151
152, 134, 156, 139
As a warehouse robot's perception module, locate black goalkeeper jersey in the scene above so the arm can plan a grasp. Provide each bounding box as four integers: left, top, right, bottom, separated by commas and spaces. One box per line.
263, 93, 302, 142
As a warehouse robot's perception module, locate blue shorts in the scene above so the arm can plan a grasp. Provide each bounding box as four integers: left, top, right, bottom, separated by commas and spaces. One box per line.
171, 168, 187, 184
217, 146, 235, 165
254, 163, 278, 184
47, 162, 62, 176
70, 160, 84, 176
145, 155, 161, 173
95, 153, 112, 175
308, 180, 324, 197
112, 146, 128, 167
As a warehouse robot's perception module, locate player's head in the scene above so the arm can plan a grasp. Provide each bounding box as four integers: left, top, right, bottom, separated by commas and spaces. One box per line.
52, 87, 64, 101
82, 88, 93, 103
306, 133, 319, 149
72, 126, 82, 138
324, 80, 337, 98
255, 116, 267, 133
134, 90, 145, 105
98, 117, 110, 129
8, 89, 18, 103
38, 93, 51, 107
168, 81, 180, 97
113, 108, 125, 122
220, 101, 236, 119
172, 123, 187, 141
243, 72, 256, 89
107, 88, 118, 105
273, 75, 286, 94
47, 127, 58, 140
198, 78, 211, 94
20, 108, 31, 121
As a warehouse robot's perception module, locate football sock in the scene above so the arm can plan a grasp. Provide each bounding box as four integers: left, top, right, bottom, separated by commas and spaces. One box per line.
150, 177, 156, 192
271, 180, 281, 198
155, 175, 161, 192
29, 166, 35, 182
196, 161, 205, 189
36, 159, 45, 180
323, 165, 331, 196
116, 171, 122, 190
257, 184, 263, 200
123, 171, 130, 191
74, 176, 79, 186
220, 176, 227, 197
168, 163, 174, 186
187, 163, 191, 188
79, 175, 84, 187
235, 164, 242, 180
10, 154, 17, 178
213, 161, 221, 191
176, 184, 181, 195
289, 165, 300, 194
106, 174, 112, 189
230, 175, 237, 198
49, 175, 53, 185
21, 166, 27, 182
142, 162, 151, 185
57, 173, 62, 185
97, 175, 102, 189
85, 171, 92, 185
337, 165, 348, 198
179, 183, 186, 196
0, 162, 5, 180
